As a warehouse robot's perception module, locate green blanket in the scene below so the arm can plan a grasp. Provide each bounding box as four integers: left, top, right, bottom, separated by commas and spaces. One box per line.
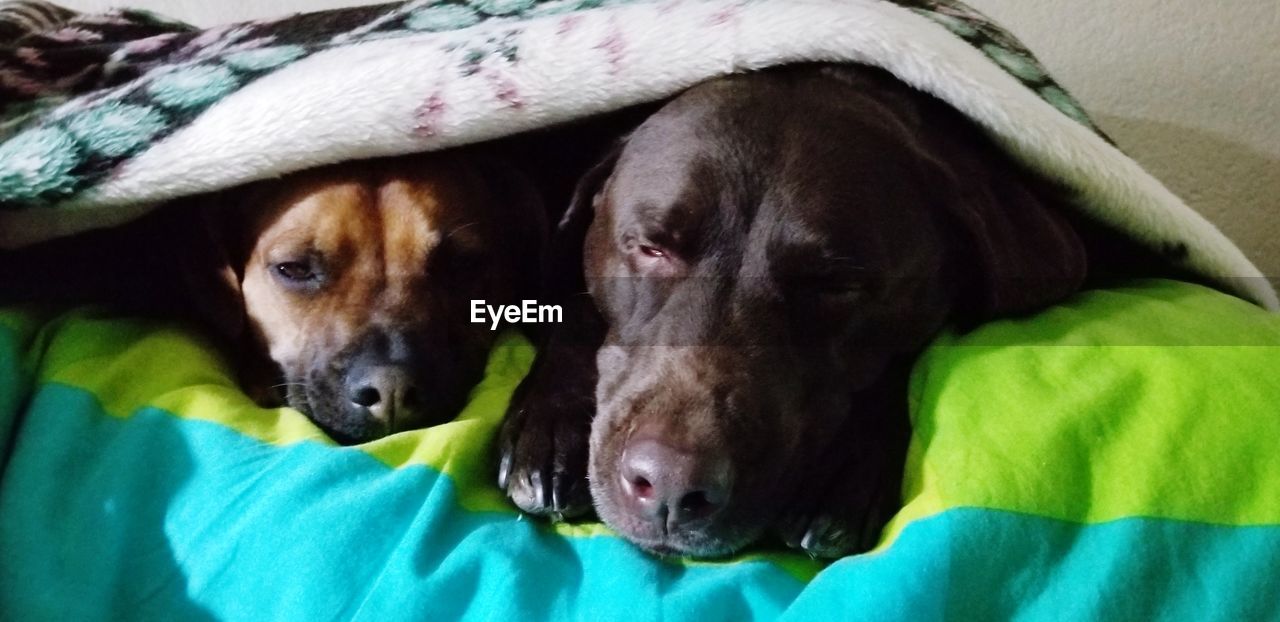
3, 278, 1278, 620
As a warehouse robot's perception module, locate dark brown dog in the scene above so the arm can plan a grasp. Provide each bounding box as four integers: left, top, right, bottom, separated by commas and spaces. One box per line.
1, 152, 544, 444
497, 64, 1089, 558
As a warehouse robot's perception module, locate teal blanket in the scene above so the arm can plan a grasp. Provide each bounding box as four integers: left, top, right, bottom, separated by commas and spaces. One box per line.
4, 279, 1279, 619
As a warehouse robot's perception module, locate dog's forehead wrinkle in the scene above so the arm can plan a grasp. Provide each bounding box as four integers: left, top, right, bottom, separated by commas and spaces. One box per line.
381, 186, 441, 252
611, 161, 699, 226
618, 112, 755, 219
769, 226, 867, 273
301, 178, 373, 229
765, 192, 911, 278
373, 179, 446, 302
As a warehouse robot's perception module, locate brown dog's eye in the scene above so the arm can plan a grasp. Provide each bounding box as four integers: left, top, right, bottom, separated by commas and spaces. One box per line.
274, 261, 317, 283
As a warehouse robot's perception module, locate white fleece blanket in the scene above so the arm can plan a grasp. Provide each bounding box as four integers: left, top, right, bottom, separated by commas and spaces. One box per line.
0, 0, 1274, 308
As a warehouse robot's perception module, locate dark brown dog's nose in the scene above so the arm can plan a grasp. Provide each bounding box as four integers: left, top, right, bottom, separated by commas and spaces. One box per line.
348, 366, 419, 429
618, 439, 732, 529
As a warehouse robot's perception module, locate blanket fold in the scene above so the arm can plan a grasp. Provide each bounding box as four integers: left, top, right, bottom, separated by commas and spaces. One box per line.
0, 0, 1274, 308
3, 5, 1280, 618
3, 279, 1280, 620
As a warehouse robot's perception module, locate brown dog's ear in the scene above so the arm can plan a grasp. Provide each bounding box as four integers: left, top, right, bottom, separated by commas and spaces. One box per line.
163, 192, 248, 345
167, 189, 287, 406
931, 148, 1087, 318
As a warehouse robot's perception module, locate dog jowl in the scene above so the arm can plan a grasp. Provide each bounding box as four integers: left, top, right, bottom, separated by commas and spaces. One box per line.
229, 154, 546, 444
0, 151, 546, 445
498, 64, 1087, 558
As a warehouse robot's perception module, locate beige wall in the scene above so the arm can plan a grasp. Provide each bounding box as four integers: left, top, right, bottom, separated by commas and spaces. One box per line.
58, 0, 1280, 275
966, 0, 1280, 277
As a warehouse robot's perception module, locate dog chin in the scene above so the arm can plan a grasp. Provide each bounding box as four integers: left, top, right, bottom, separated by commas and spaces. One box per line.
282, 381, 387, 444
607, 517, 759, 560
315, 411, 388, 445
592, 488, 762, 559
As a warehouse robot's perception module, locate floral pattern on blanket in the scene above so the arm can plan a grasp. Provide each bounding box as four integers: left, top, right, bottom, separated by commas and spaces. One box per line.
0, 0, 1101, 209
900, 0, 1100, 133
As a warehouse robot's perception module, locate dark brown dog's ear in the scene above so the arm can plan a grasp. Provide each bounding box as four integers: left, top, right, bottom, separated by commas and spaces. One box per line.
818, 62, 1087, 318
932, 150, 1087, 318
549, 143, 623, 294
560, 141, 622, 230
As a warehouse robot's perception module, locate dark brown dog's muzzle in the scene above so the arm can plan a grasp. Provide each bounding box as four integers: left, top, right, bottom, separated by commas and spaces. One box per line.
590, 342, 790, 555
616, 431, 735, 533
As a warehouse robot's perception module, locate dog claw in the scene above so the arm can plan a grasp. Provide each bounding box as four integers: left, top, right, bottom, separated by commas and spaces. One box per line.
550, 473, 591, 519
797, 516, 827, 552
550, 474, 567, 515
801, 521, 854, 558
782, 514, 858, 559
497, 450, 512, 490
505, 465, 591, 518
530, 470, 546, 509
777, 472, 894, 558
505, 465, 550, 516
497, 361, 595, 520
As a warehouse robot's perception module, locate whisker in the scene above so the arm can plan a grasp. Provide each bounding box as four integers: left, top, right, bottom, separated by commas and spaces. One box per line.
270, 382, 311, 391
445, 221, 481, 239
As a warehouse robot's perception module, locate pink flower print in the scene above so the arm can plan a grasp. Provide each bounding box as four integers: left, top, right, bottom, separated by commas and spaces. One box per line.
594, 18, 626, 73
46, 27, 103, 43
0, 68, 46, 96
15, 48, 46, 68
706, 5, 740, 27
486, 71, 524, 109
122, 32, 180, 56
414, 92, 448, 137
556, 14, 583, 36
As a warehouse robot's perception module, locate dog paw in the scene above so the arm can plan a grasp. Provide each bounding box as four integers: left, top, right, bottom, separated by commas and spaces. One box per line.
775, 422, 907, 558
775, 480, 898, 558
497, 389, 594, 520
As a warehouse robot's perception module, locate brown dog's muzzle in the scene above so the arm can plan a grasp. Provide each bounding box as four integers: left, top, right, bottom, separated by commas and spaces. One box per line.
343, 335, 424, 435
296, 325, 475, 445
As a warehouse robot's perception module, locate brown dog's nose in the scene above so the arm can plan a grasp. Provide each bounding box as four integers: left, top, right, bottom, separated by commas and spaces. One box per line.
619, 439, 732, 529
349, 366, 418, 428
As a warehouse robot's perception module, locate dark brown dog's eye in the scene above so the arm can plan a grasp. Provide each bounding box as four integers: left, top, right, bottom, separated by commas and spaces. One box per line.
791, 277, 871, 305
624, 235, 683, 276
274, 261, 316, 283
638, 244, 667, 259
817, 283, 866, 299
814, 287, 866, 307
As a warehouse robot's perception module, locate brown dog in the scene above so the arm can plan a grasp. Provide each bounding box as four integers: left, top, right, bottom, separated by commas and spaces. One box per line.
498, 64, 1093, 558
1, 151, 544, 444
